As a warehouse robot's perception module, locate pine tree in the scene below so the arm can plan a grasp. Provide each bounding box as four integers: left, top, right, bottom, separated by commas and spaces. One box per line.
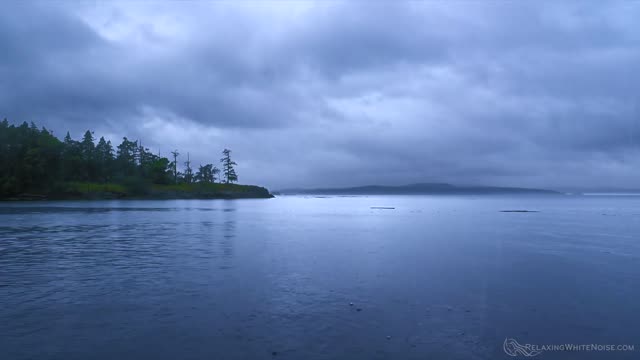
116, 137, 138, 177
81, 130, 96, 181
170, 150, 179, 184
220, 149, 238, 184
184, 152, 194, 184
95, 136, 114, 182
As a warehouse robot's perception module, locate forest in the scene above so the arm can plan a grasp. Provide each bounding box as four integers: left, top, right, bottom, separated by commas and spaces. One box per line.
0, 119, 271, 199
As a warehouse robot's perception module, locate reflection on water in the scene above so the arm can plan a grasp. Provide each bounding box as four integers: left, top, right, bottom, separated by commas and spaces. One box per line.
1, 196, 640, 360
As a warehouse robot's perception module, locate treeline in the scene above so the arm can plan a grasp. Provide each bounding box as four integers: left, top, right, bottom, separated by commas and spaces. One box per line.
0, 119, 239, 197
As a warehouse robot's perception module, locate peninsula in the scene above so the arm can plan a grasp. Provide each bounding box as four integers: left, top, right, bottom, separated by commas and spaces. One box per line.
0, 120, 272, 200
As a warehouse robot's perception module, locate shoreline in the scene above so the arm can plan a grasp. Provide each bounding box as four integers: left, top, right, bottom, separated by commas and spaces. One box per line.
1, 183, 274, 201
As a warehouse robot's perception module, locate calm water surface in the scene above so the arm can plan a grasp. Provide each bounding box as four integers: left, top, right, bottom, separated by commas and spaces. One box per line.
1, 195, 639, 359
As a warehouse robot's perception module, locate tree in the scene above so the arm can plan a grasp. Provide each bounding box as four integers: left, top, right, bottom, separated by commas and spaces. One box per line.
170, 149, 179, 184
95, 137, 115, 182
148, 156, 172, 184
62, 131, 83, 181
0, 120, 63, 196
81, 130, 95, 156
80, 130, 96, 181
195, 164, 220, 183
212, 165, 220, 183
116, 137, 138, 177
220, 148, 238, 184
183, 152, 194, 184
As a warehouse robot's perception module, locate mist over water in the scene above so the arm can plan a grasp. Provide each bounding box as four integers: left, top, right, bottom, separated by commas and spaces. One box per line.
1, 196, 639, 359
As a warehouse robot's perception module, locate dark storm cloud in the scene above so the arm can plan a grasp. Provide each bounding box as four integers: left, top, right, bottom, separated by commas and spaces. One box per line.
283, 3, 449, 77
0, 2, 301, 129
1, 1, 639, 189
0, 3, 114, 122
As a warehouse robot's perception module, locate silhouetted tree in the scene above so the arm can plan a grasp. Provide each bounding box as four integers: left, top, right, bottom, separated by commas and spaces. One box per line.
116, 137, 138, 177
195, 164, 220, 183
184, 152, 194, 184
80, 130, 96, 181
62, 131, 83, 181
170, 149, 179, 184
95, 136, 114, 182
220, 148, 238, 184
0, 120, 63, 195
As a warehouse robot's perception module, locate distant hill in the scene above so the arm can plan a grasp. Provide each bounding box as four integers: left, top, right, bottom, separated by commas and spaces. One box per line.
561, 187, 640, 195
277, 183, 559, 195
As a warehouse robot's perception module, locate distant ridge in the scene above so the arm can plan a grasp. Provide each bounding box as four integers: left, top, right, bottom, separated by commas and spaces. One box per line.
277, 183, 559, 195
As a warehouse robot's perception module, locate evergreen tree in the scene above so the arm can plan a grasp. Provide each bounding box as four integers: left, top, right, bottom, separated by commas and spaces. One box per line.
184, 153, 194, 184
0, 120, 63, 195
95, 137, 114, 182
220, 148, 238, 184
80, 130, 96, 181
138, 146, 172, 184
212, 165, 220, 183
195, 164, 219, 183
170, 150, 179, 184
62, 131, 83, 181
116, 137, 138, 177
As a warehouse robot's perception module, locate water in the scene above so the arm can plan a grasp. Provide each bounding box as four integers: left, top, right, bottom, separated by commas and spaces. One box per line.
1, 195, 639, 360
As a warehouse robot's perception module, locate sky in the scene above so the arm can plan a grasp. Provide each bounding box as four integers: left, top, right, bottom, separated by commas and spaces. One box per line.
1, 1, 640, 190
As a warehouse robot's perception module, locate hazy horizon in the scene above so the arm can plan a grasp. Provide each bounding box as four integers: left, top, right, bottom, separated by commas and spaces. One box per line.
275, 182, 640, 193
2, 1, 640, 190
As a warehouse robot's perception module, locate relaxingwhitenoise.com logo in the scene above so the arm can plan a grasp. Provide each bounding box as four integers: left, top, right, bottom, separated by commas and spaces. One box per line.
503, 338, 635, 357
503, 338, 543, 357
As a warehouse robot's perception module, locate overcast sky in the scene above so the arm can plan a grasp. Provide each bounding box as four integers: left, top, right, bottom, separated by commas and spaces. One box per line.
2, 1, 640, 190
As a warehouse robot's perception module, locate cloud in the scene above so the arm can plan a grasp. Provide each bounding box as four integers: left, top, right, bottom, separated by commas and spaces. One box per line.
1, 1, 639, 189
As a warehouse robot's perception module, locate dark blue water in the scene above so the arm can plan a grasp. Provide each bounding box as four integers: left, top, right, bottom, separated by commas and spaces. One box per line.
1, 195, 639, 359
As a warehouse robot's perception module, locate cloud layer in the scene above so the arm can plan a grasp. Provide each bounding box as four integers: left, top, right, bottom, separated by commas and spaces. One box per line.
2, 1, 640, 189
